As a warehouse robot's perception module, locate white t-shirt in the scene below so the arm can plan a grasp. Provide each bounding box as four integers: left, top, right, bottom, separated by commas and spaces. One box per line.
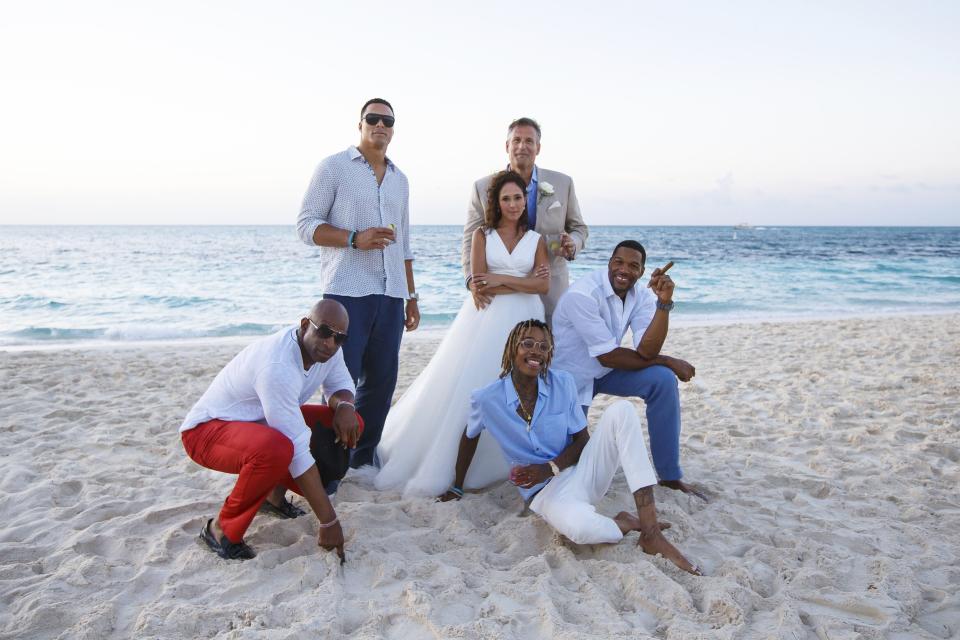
180, 327, 355, 478
551, 269, 657, 406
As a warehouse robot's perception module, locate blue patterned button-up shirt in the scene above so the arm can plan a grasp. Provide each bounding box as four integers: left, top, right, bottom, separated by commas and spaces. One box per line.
297, 146, 413, 300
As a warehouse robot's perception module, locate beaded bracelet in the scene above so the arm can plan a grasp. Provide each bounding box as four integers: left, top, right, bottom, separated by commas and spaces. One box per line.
318, 516, 339, 529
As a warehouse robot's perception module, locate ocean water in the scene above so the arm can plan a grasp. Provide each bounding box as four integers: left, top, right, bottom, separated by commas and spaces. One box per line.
1, 225, 959, 346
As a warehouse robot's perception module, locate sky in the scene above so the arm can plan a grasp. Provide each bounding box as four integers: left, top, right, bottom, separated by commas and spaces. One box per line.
1, 1, 958, 226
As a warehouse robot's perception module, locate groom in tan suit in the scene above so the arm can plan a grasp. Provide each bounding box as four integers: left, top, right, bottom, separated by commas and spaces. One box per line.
461, 117, 588, 323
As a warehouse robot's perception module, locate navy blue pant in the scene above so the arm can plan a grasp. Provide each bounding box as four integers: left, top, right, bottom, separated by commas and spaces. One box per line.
583, 365, 683, 481
323, 294, 404, 472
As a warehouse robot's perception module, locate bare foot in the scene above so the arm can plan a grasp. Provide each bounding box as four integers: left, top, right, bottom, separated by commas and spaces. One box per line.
614, 511, 671, 535
658, 479, 709, 502
636, 528, 702, 575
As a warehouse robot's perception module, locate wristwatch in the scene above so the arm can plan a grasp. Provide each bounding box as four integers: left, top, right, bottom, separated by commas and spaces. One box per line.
408, 292, 420, 301
548, 461, 561, 476
656, 300, 674, 312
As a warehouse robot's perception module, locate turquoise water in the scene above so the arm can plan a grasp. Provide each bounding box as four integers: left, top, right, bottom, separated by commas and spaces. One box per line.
1, 225, 958, 346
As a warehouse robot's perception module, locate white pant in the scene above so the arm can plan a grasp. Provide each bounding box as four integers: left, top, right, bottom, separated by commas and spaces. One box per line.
530, 400, 658, 544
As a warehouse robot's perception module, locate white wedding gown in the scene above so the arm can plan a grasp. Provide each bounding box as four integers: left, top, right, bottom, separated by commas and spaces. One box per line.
375, 229, 545, 496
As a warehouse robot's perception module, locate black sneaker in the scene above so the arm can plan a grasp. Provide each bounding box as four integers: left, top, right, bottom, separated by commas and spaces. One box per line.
258, 498, 307, 519
199, 519, 256, 560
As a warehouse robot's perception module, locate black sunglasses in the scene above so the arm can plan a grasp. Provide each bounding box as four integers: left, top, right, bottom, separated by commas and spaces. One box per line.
309, 319, 348, 345
363, 113, 395, 128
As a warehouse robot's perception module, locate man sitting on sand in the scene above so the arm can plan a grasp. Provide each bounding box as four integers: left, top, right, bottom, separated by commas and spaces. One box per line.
180, 299, 361, 561
440, 319, 701, 575
551, 241, 706, 500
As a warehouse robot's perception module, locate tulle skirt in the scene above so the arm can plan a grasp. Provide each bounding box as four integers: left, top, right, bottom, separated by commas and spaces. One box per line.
375, 292, 545, 497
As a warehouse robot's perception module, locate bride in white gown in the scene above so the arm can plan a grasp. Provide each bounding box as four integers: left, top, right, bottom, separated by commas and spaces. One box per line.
375, 171, 550, 496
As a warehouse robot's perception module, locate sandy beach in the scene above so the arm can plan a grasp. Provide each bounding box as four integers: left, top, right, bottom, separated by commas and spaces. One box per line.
1, 313, 958, 639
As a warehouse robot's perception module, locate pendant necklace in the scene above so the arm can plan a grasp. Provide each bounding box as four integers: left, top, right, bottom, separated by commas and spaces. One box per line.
517, 395, 535, 431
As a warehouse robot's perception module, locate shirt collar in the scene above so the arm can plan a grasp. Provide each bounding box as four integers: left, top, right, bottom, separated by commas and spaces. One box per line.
600, 268, 637, 306
349, 145, 394, 171
287, 326, 312, 376
504, 164, 538, 185
502, 369, 552, 406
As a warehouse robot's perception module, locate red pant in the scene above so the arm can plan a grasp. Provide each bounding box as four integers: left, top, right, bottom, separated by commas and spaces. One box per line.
181, 404, 363, 543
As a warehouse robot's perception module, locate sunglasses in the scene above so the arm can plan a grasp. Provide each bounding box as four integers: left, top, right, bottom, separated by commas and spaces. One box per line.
363, 113, 395, 128
309, 319, 348, 345
518, 338, 552, 354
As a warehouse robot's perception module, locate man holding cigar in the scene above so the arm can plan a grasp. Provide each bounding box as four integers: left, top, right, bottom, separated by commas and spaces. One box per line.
551, 241, 705, 500
297, 97, 420, 479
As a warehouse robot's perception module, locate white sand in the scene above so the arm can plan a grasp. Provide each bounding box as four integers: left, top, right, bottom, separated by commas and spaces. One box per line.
1, 314, 958, 639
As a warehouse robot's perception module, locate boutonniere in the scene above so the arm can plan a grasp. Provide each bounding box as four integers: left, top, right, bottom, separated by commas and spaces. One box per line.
538, 181, 555, 197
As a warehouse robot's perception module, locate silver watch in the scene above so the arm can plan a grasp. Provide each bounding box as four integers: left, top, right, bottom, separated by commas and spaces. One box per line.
408, 292, 420, 301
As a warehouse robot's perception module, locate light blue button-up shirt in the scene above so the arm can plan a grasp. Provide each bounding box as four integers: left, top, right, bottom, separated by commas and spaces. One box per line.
466, 368, 586, 500
297, 146, 414, 300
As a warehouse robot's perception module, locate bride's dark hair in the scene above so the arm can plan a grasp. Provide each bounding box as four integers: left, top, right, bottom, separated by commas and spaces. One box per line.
482, 171, 529, 233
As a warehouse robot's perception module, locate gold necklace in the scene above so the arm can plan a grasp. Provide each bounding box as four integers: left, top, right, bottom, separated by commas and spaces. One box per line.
516, 395, 535, 431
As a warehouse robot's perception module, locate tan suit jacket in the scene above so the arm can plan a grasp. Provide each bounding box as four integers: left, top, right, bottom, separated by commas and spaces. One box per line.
461, 167, 588, 321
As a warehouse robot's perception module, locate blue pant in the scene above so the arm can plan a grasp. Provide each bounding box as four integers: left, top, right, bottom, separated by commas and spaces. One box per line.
323, 294, 404, 473
586, 365, 682, 481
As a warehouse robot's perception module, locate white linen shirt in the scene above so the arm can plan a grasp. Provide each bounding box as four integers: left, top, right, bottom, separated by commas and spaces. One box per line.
297, 146, 414, 300
551, 268, 657, 406
180, 327, 356, 478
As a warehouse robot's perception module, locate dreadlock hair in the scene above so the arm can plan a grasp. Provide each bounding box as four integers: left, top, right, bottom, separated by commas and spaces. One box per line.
499, 318, 553, 381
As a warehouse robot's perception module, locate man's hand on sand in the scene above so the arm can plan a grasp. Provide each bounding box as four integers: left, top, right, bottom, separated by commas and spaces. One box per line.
318, 521, 345, 563
659, 479, 709, 502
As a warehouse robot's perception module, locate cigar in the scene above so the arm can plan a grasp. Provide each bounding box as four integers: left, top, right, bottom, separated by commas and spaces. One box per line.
660, 261, 674, 274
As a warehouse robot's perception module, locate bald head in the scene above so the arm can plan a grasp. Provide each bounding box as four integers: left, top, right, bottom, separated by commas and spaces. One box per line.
308, 299, 349, 331
297, 299, 350, 368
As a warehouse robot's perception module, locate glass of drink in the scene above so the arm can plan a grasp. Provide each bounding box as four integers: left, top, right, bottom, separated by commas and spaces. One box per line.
544, 233, 573, 261
544, 234, 563, 259
508, 459, 528, 486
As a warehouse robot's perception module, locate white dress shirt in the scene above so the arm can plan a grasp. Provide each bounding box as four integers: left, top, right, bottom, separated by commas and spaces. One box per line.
180, 327, 356, 478
551, 269, 657, 406
297, 146, 414, 300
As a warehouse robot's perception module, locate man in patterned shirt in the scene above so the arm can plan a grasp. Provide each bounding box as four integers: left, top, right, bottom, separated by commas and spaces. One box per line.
297, 98, 420, 480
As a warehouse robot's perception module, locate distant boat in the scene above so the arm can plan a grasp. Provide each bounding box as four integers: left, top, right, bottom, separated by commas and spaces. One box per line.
734, 222, 752, 229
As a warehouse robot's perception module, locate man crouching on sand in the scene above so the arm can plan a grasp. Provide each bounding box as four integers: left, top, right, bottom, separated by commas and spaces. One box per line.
440, 319, 701, 575
180, 299, 361, 561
